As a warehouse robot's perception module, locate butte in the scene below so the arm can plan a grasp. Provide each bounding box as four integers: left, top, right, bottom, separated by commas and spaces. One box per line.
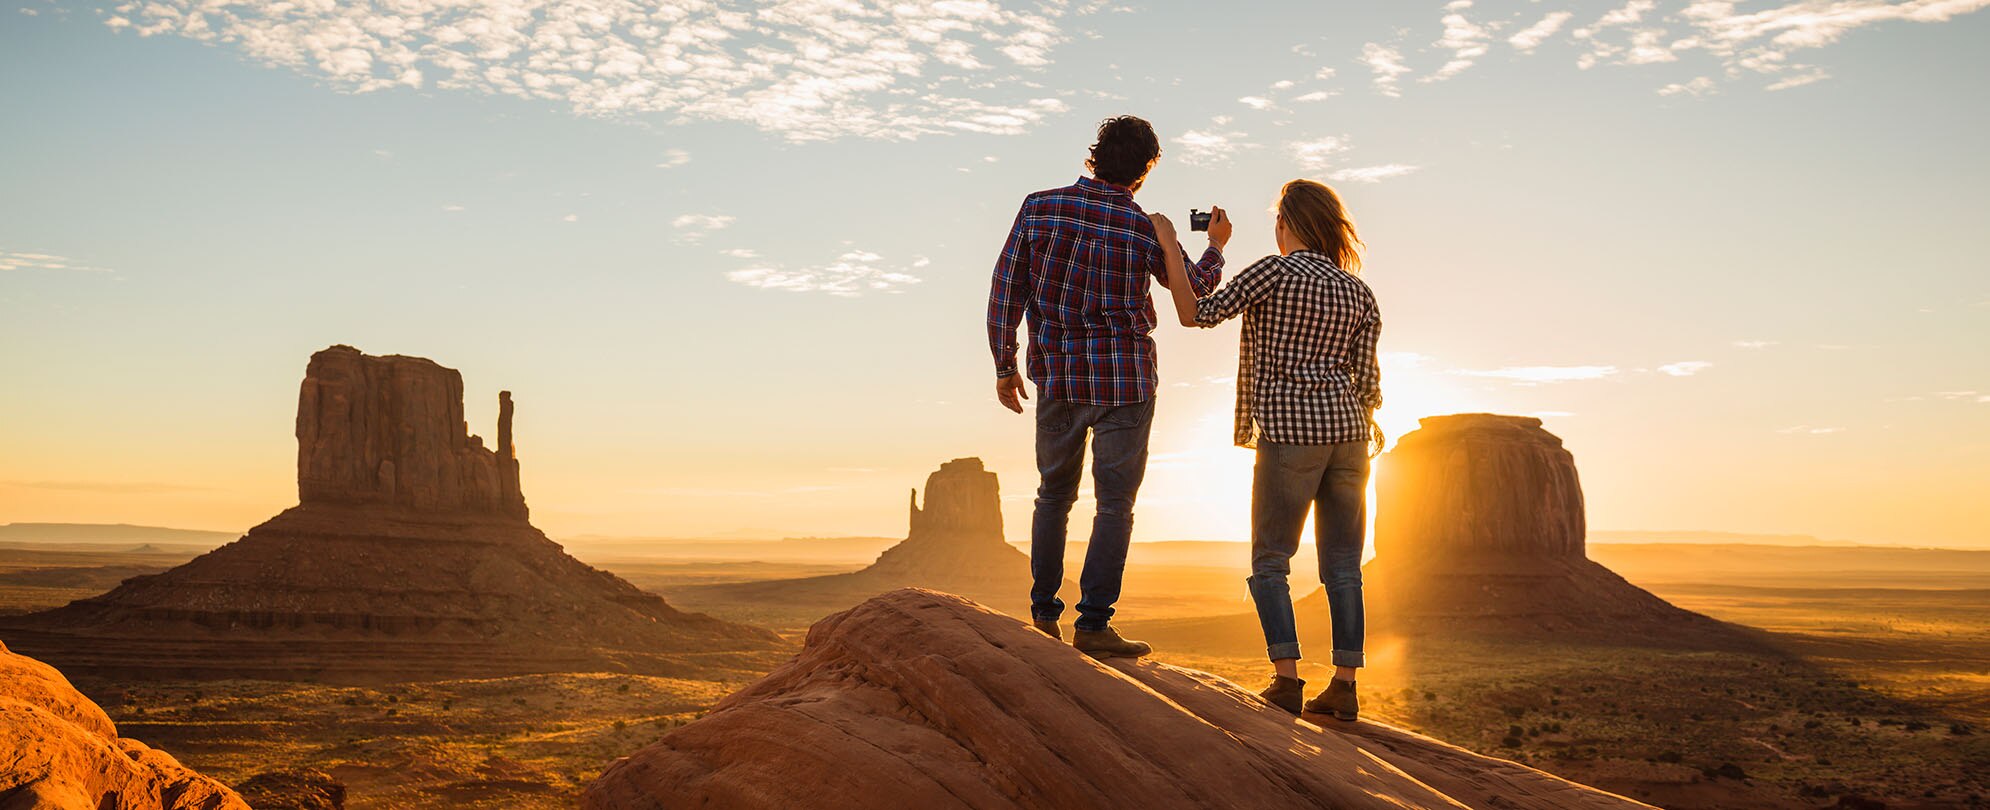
0, 345, 782, 683
672, 458, 1045, 625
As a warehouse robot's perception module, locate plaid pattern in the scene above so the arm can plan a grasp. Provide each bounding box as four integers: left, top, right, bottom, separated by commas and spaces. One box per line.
1192, 249, 1382, 448
988, 177, 1224, 406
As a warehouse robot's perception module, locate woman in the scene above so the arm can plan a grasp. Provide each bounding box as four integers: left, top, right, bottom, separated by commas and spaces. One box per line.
1151, 179, 1382, 720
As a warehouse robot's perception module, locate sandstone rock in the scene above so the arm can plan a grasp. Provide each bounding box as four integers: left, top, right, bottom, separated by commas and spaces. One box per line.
1364, 414, 1735, 636
1377, 413, 1584, 559
296, 345, 526, 518
584, 589, 1654, 810
0, 640, 248, 810
0, 346, 784, 683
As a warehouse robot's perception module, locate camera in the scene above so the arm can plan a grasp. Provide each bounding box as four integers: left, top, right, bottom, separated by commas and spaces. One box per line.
1190, 209, 1212, 232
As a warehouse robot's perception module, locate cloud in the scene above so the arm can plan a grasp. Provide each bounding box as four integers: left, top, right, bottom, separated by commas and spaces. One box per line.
1293, 90, 1336, 102
671, 213, 735, 244
1658, 360, 1713, 376
1175, 123, 1257, 167
1426, 4, 1494, 82
1455, 365, 1619, 383
1330, 164, 1420, 183
655, 148, 691, 169
1658, 76, 1718, 96
102, 0, 1075, 142
441, 204, 465, 212
1238, 95, 1275, 110
1510, 11, 1574, 52
1732, 339, 1779, 349
561, 213, 579, 222
726, 250, 923, 297
0, 250, 108, 273
720, 248, 760, 259
1287, 136, 1350, 172
1360, 43, 1413, 97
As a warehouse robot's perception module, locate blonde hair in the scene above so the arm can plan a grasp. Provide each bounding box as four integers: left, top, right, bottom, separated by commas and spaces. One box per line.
1278, 179, 1364, 272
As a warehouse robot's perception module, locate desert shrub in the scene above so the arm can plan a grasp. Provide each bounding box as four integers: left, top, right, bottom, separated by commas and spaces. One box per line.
614, 720, 628, 732
1500, 735, 1523, 748
1951, 722, 1974, 736
1904, 720, 1931, 732
1657, 751, 1683, 764
1503, 706, 1526, 719
1702, 763, 1748, 780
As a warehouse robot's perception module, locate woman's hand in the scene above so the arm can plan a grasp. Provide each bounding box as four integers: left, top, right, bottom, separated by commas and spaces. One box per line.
1149, 212, 1177, 243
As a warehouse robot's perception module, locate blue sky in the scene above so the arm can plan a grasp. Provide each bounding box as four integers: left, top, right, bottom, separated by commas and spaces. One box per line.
2, 0, 1987, 547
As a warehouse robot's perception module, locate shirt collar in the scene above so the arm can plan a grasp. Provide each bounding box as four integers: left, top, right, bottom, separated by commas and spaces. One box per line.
1076, 175, 1131, 196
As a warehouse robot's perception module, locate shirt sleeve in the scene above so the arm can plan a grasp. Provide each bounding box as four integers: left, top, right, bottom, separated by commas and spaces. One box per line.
1191, 255, 1283, 327
1184, 244, 1223, 296
987, 202, 1032, 378
1352, 302, 1383, 411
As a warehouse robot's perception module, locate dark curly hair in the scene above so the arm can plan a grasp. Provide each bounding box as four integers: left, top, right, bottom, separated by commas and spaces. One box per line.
1085, 116, 1160, 189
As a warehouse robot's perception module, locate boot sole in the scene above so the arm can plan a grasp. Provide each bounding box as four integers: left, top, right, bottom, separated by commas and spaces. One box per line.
1302, 709, 1359, 722
1080, 649, 1149, 660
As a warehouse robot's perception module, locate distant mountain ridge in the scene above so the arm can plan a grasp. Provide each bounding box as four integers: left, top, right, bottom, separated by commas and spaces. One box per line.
0, 523, 238, 548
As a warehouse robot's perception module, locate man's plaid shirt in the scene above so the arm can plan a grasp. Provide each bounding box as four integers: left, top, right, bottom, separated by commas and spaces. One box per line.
1192, 249, 1382, 448
987, 176, 1223, 406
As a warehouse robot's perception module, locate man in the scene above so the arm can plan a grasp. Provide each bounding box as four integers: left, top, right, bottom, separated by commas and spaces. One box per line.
986, 115, 1231, 658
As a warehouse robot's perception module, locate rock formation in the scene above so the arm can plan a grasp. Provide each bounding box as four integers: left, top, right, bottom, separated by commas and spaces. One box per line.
1363, 414, 1729, 636
0, 639, 248, 810
671, 459, 1041, 624
0, 346, 783, 683
584, 589, 1655, 810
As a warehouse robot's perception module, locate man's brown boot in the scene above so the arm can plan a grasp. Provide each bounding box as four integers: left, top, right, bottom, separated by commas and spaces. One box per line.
1303, 678, 1358, 721
1072, 626, 1151, 659
1032, 619, 1061, 641
1258, 675, 1306, 715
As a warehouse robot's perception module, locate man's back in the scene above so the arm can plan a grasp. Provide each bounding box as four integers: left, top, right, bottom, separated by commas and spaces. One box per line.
987, 176, 1222, 406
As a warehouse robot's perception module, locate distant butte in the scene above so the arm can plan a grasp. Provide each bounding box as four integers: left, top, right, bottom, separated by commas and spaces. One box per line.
1361, 414, 1737, 639
672, 458, 1048, 623
0, 345, 784, 683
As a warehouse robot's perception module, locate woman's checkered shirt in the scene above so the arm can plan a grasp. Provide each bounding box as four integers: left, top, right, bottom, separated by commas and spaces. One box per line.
1193, 249, 1382, 448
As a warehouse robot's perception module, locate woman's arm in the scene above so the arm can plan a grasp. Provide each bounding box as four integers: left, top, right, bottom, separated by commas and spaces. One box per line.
1150, 214, 1201, 327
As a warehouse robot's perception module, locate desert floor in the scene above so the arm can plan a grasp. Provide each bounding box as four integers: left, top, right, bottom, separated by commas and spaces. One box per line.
3, 540, 1986, 809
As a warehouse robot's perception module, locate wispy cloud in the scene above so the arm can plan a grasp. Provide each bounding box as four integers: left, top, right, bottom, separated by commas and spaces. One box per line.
102, 0, 1074, 141
1174, 118, 1257, 166
1330, 164, 1421, 183
1287, 136, 1350, 172
0, 250, 109, 273
672, 213, 735, 244
1426, 1, 1494, 82
727, 251, 925, 297
1360, 43, 1413, 97
1658, 76, 1718, 96
1510, 11, 1574, 52
1455, 365, 1620, 383
655, 149, 691, 169
1732, 339, 1779, 349
1658, 360, 1713, 376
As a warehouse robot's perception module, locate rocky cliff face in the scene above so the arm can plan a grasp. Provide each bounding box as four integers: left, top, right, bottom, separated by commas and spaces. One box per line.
296, 345, 527, 519
584, 589, 1655, 810
1376, 413, 1585, 560
1362, 414, 1735, 637
0, 346, 782, 683
0, 640, 248, 810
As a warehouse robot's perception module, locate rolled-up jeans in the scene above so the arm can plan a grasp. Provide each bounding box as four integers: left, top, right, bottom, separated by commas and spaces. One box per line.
1247, 439, 1368, 668
1029, 397, 1155, 633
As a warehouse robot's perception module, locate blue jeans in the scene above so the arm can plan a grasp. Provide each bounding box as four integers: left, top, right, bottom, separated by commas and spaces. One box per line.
1247, 440, 1368, 668
1029, 398, 1155, 632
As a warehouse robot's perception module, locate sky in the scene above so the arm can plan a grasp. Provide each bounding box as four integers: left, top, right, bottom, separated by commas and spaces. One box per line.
1, 0, 1986, 549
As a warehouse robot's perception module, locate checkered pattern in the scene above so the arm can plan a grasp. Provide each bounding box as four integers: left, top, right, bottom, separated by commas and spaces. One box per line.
988, 176, 1224, 406
1192, 249, 1382, 447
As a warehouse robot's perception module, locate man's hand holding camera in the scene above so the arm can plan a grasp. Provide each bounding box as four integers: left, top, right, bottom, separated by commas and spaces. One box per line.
1152, 206, 1230, 251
